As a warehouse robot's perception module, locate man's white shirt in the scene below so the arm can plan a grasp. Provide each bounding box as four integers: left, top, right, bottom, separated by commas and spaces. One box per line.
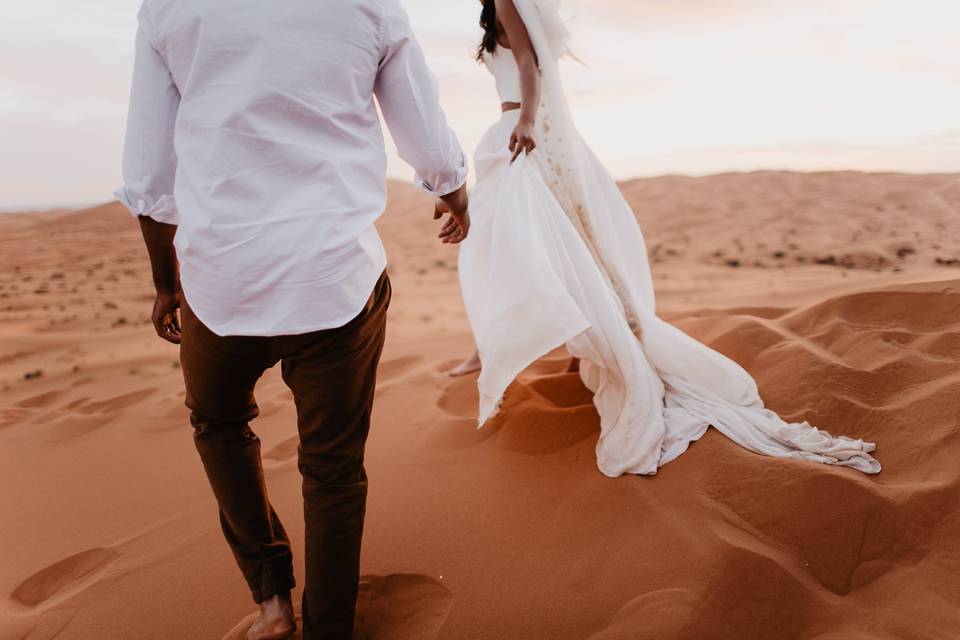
116, 0, 467, 336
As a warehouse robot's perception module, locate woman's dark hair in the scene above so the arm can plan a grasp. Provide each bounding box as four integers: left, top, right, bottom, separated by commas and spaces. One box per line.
476, 0, 500, 63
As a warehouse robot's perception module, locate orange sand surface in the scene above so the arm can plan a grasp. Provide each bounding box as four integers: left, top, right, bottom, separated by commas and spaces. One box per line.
1, 172, 959, 639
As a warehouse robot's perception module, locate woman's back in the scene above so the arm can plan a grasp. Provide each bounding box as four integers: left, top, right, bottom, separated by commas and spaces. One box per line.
482, 47, 523, 105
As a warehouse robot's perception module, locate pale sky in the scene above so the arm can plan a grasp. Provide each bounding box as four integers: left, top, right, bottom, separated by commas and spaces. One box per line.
1, 0, 958, 209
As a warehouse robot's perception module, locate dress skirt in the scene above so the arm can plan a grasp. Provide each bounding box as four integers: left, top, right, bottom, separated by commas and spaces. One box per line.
457, 109, 881, 477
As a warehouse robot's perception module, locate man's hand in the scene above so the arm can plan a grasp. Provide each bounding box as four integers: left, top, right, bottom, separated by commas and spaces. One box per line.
152, 289, 182, 344
138, 216, 181, 344
435, 183, 470, 244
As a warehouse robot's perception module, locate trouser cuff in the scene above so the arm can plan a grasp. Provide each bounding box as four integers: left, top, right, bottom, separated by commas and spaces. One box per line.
248, 561, 296, 604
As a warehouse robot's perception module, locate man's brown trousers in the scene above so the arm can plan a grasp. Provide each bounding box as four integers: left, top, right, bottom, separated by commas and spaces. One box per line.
180, 270, 391, 640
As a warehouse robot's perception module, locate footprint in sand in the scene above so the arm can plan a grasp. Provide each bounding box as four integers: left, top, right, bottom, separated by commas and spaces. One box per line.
41, 413, 120, 443
73, 388, 158, 415
0, 349, 37, 366
62, 397, 90, 411
71, 375, 96, 387
378, 355, 424, 384
525, 372, 594, 409
222, 574, 452, 640
35, 388, 159, 442
10, 548, 121, 609
0, 389, 70, 429
435, 375, 479, 421
14, 389, 68, 410
0, 406, 32, 429
2, 515, 207, 640
432, 362, 598, 453
374, 355, 425, 397
486, 372, 598, 455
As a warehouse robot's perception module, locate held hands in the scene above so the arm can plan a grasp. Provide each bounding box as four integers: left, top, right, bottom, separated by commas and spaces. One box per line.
509, 119, 537, 164
435, 183, 470, 244
151, 289, 182, 344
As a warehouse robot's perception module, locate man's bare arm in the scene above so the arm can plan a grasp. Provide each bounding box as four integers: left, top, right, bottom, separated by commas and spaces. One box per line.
138, 216, 182, 344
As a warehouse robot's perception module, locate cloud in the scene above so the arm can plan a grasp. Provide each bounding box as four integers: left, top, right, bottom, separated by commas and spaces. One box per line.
0, 0, 958, 209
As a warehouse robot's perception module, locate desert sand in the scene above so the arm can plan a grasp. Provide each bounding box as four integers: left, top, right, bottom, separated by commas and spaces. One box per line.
1, 171, 959, 640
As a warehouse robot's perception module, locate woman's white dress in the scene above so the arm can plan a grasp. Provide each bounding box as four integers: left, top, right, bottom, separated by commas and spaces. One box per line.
457, 31, 881, 477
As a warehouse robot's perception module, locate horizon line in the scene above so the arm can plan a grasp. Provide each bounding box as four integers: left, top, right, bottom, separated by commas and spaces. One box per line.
3, 167, 959, 214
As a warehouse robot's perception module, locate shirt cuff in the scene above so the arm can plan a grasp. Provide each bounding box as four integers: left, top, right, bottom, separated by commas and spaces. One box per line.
414, 153, 469, 197
114, 187, 178, 225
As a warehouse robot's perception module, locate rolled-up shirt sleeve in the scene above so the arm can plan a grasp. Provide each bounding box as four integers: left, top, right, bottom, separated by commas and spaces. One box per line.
114, 6, 180, 224
374, 0, 468, 196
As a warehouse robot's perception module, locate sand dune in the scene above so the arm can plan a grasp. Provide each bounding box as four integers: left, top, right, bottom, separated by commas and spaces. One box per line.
1, 172, 959, 639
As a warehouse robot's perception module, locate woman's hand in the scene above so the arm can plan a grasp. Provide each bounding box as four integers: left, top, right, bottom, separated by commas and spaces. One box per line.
509, 119, 536, 164
435, 200, 470, 244
497, 0, 542, 162
434, 183, 471, 244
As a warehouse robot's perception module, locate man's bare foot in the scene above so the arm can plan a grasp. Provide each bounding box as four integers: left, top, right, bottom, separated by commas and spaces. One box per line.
449, 351, 481, 377
246, 593, 296, 640
566, 357, 580, 374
